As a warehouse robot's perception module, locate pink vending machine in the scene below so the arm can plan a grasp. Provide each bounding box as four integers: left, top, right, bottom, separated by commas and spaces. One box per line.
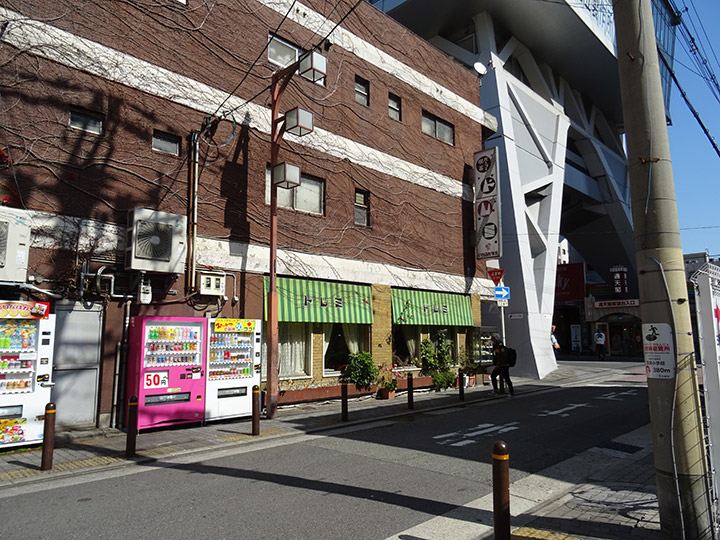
127, 316, 207, 430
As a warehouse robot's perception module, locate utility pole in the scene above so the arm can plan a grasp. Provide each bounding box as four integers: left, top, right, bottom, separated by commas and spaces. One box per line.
613, 1, 713, 537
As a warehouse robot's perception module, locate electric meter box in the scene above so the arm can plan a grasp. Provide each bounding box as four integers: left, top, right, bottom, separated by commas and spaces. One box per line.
198, 272, 226, 296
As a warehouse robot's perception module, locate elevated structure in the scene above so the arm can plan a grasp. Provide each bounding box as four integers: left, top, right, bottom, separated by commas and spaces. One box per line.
372, 0, 675, 377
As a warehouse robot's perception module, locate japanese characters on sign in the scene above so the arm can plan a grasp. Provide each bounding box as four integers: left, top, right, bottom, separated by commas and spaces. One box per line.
213, 319, 256, 333
474, 148, 501, 260
642, 323, 675, 379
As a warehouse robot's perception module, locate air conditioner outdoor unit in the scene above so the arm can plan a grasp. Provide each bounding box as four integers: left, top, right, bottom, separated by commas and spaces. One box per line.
125, 208, 187, 274
0, 217, 30, 283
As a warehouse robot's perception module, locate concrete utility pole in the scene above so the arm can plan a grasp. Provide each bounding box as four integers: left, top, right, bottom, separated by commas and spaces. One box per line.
613, 1, 713, 537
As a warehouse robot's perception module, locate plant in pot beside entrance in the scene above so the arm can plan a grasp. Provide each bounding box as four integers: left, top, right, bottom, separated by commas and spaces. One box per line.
341, 351, 379, 392
376, 364, 403, 399
458, 346, 478, 388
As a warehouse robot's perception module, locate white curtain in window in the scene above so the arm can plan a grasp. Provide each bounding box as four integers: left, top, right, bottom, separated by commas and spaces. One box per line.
402, 325, 419, 362
278, 323, 307, 377
342, 323, 363, 354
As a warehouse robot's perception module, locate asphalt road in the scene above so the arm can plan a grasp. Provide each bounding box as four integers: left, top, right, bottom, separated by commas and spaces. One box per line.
0, 383, 650, 539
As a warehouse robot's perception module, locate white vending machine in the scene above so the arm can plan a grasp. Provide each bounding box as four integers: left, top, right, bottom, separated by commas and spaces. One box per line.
0, 301, 55, 447
205, 318, 262, 421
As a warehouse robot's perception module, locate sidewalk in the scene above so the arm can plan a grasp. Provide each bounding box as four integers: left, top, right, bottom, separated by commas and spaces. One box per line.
0, 360, 658, 539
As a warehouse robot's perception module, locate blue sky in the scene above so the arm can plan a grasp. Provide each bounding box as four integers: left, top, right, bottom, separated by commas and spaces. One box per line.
666, 0, 720, 256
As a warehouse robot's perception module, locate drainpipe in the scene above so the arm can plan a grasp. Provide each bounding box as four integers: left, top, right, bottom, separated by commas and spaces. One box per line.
187, 131, 200, 294
113, 299, 132, 428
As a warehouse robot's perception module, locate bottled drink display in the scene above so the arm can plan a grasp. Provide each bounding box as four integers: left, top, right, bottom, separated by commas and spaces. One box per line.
143, 325, 201, 368
208, 331, 255, 380
0, 319, 39, 396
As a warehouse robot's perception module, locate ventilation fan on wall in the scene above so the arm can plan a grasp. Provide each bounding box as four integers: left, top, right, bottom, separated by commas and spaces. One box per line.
0, 215, 30, 283
125, 208, 187, 274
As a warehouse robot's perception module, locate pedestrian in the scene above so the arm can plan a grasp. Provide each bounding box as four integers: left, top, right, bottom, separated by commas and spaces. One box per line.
594, 328, 606, 360
551, 325, 560, 358
489, 334, 514, 397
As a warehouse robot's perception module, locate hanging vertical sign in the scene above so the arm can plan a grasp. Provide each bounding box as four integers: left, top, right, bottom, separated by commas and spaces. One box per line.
474, 148, 501, 259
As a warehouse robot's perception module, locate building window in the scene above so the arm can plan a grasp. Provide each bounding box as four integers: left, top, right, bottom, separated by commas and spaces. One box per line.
268, 35, 298, 67
388, 93, 401, 121
422, 111, 454, 145
323, 323, 371, 373
267, 168, 325, 215
355, 76, 370, 106
262, 323, 312, 379
152, 130, 181, 156
69, 108, 103, 135
354, 189, 370, 226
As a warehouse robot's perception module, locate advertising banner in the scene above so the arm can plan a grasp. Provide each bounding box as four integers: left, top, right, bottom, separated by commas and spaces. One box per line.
474, 148, 501, 259
555, 263, 586, 301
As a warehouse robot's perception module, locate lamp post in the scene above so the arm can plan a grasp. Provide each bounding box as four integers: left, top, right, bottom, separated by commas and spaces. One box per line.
266, 50, 325, 419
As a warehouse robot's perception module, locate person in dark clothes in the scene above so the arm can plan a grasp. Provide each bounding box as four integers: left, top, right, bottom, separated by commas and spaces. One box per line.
490, 334, 514, 396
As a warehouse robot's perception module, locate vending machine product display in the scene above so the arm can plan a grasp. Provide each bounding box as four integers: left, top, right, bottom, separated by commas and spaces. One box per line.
126, 316, 207, 430
205, 318, 262, 421
0, 301, 55, 448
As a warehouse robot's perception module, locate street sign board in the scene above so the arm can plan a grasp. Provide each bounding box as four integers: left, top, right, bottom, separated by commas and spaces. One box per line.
488, 269, 504, 286
494, 286, 510, 300
496, 298, 508, 307
474, 148, 502, 259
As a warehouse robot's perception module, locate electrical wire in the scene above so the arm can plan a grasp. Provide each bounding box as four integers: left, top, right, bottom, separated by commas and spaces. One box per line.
209, 0, 299, 119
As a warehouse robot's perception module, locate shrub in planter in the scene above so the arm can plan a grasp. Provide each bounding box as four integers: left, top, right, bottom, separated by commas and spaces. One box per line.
431, 370, 456, 391
341, 351, 379, 391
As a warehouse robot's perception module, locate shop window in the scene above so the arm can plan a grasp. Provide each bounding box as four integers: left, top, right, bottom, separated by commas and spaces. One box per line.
261, 322, 311, 379
388, 93, 402, 121
354, 189, 370, 226
429, 327, 458, 363
421, 110, 454, 145
391, 325, 420, 368
323, 323, 370, 373
152, 130, 181, 156
69, 108, 103, 135
355, 76, 370, 106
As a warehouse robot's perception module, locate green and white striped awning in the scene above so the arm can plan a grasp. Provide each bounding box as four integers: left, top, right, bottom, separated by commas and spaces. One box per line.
264, 277, 373, 324
392, 288, 473, 326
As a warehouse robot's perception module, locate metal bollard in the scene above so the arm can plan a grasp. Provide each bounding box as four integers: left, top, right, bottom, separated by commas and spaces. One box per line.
252, 385, 260, 436
458, 368, 465, 401
341, 380, 348, 422
407, 372, 414, 410
40, 402, 56, 471
492, 440, 511, 540
126, 396, 139, 458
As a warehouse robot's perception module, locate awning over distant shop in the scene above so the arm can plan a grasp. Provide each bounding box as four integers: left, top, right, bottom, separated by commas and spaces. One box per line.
264, 277, 373, 324
391, 288, 473, 326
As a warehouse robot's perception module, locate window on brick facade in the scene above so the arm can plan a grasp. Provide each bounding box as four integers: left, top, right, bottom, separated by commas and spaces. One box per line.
266, 168, 325, 215
268, 35, 298, 67
69, 108, 103, 135
355, 76, 370, 106
152, 130, 181, 156
388, 93, 402, 121
422, 110, 454, 145
354, 189, 370, 226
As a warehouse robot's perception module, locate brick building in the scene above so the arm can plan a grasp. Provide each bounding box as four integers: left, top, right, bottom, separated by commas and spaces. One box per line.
0, 0, 496, 430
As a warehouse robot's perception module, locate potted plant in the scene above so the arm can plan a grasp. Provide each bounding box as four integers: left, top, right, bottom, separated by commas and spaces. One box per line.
420, 331, 456, 391
376, 364, 402, 399
458, 345, 478, 387
341, 351, 378, 391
